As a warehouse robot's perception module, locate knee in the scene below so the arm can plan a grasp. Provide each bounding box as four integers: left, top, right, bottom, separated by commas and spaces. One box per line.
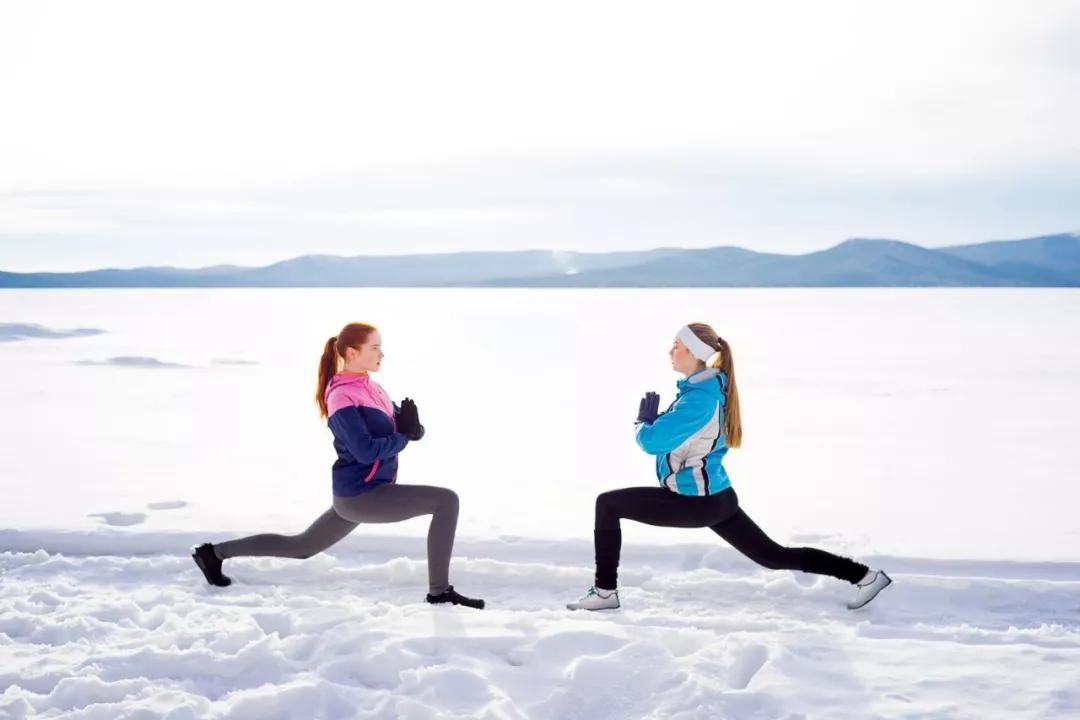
594, 492, 609, 516
439, 488, 459, 512
290, 536, 321, 560
756, 554, 785, 570
594, 491, 619, 527
595, 491, 616, 511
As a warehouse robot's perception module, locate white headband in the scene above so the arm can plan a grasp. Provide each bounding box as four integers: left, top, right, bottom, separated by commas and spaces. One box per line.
676, 326, 717, 362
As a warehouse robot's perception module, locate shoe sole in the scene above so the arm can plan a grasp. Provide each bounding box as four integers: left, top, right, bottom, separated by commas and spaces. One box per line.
567, 603, 621, 611
847, 573, 892, 610
426, 598, 485, 609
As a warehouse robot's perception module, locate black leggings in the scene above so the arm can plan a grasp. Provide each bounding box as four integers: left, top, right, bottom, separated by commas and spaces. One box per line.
593, 486, 868, 589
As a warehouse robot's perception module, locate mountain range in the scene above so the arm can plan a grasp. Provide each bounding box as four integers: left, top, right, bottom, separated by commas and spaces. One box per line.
2, 233, 1078, 287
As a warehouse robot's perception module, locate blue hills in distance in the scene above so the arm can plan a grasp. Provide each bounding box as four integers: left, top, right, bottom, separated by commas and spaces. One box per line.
2, 233, 1078, 287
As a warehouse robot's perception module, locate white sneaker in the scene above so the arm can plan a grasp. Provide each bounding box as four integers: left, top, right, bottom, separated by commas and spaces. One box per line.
567, 586, 620, 611
847, 570, 892, 610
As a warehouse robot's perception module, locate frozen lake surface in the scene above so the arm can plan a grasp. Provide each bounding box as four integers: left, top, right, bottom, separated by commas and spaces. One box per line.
2, 288, 1078, 561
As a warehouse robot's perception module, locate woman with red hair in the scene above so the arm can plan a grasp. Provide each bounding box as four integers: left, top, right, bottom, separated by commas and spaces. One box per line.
192, 322, 483, 609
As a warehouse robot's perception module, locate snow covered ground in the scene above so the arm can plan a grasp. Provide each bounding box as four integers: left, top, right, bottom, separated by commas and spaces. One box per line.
2, 530, 1078, 720
2, 289, 1079, 718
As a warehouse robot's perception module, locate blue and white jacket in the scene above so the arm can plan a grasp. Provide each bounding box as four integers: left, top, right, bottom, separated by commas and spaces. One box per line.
635, 368, 731, 496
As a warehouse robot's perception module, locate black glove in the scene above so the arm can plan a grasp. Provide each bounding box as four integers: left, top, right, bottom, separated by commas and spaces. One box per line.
396, 398, 425, 441
637, 391, 660, 423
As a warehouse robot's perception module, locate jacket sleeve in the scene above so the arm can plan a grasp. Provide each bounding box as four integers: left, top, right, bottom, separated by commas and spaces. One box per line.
328, 406, 409, 463
635, 391, 716, 455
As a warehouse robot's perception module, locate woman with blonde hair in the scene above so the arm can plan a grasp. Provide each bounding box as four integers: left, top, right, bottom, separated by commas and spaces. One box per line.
568, 323, 890, 611
193, 322, 484, 609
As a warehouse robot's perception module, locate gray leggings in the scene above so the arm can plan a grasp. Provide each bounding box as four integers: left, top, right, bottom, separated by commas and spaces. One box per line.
214, 484, 459, 595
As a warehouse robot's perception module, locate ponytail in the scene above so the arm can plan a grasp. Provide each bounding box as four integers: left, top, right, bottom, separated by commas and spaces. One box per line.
689, 322, 743, 449
316, 336, 340, 419
708, 337, 742, 448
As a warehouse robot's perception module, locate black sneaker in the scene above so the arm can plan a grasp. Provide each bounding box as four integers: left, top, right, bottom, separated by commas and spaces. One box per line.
191, 543, 232, 587
425, 585, 484, 609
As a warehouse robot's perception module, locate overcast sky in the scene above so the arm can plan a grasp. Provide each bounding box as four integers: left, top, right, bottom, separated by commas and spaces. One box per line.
1, 0, 1078, 271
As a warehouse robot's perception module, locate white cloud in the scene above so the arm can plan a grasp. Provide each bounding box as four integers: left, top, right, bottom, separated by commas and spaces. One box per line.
0, 0, 1077, 268
3, 1, 1078, 183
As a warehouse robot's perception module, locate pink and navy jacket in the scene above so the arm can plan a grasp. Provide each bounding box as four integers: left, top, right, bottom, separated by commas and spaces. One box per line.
324, 372, 409, 496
